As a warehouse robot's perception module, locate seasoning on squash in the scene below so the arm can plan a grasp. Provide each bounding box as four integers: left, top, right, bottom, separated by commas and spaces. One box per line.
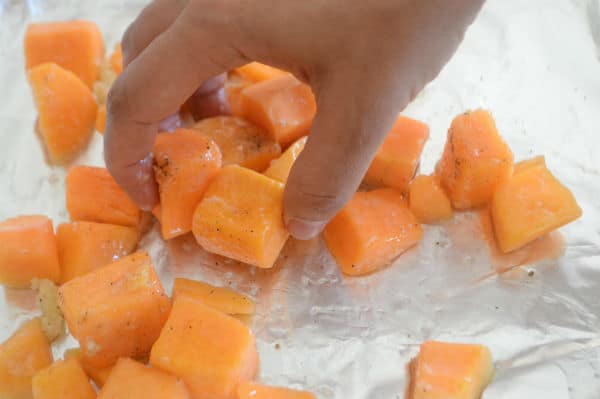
172, 278, 255, 315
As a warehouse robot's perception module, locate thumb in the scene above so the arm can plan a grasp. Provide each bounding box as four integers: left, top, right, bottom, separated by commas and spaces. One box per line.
284, 71, 408, 240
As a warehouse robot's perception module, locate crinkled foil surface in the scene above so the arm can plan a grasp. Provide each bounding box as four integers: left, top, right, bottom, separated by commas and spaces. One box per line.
1, 0, 600, 398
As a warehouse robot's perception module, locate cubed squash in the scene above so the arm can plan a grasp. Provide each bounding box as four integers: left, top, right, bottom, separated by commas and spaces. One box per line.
191, 116, 281, 172
96, 104, 107, 133
409, 175, 453, 224
239, 75, 316, 147
192, 165, 289, 269
412, 341, 494, 399
66, 166, 142, 228
172, 278, 255, 315
323, 188, 422, 276
237, 382, 316, 399
32, 357, 95, 399
59, 251, 171, 369
27, 63, 97, 163
363, 115, 429, 192
491, 156, 582, 253
0, 215, 60, 288
153, 129, 222, 240
225, 72, 252, 117
264, 136, 307, 182
233, 62, 289, 83
150, 296, 258, 399
24, 21, 104, 88
0, 319, 53, 399
57, 221, 139, 283
63, 348, 112, 388
109, 43, 122, 75
438, 110, 513, 209
98, 358, 189, 399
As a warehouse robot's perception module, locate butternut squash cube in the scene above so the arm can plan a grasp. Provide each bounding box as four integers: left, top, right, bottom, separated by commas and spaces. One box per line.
32, 357, 95, 399
172, 278, 255, 315
409, 175, 453, 224
264, 136, 307, 182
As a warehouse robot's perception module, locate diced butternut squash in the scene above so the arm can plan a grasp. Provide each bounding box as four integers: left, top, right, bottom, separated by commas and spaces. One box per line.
28, 63, 97, 163
234, 62, 289, 83
192, 165, 289, 269
0, 215, 60, 288
438, 110, 514, 209
98, 358, 189, 399
66, 166, 142, 228
323, 188, 422, 276
192, 116, 281, 172
63, 348, 112, 388
57, 221, 139, 283
237, 382, 316, 399
24, 21, 104, 88
32, 357, 95, 399
409, 175, 453, 224
512, 155, 545, 174
491, 156, 582, 253
264, 136, 307, 182
239, 75, 316, 147
109, 43, 123, 75
153, 129, 222, 239
96, 104, 106, 133
150, 296, 258, 399
412, 341, 494, 399
363, 115, 429, 192
0, 319, 53, 399
225, 72, 252, 117
172, 278, 255, 315
59, 251, 171, 369
31, 279, 65, 342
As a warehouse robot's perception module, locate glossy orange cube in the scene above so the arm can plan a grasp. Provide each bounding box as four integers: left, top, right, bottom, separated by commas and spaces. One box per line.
32, 357, 95, 399
63, 348, 113, 388
237, 382, 316, 399
409, 175, 453, 224
264, 136, 307, 182
172, 278, 255, 315
234, 62, 289, 83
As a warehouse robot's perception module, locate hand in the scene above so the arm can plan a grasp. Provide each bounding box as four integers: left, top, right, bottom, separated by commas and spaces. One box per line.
104, 0, 485, 239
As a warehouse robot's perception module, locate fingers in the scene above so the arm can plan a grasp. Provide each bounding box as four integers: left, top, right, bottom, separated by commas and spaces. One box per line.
105, 5, 245, 209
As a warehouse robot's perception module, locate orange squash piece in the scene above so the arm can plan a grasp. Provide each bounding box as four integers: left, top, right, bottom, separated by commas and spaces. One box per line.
24, 21, 104, 88
28, 63, 97, 164
323, 188, 422, 276
192, 165, 289, 269
363, 115, 429, 192
0, 319, 53, 399
99, 358, 190, 399
412, 341, 494, 399
172, 278, 255, 315
66, 166, 142, 228
438, 110, 514, 210
225, 72, 252, 117
153, 129, 222, 239
57, 221, 139, 283
63, 348, 112, 388
237, 382, 316, 399
234, 62, 289, 83
32, 357, 95, 399
59, 251, 171, 369
109, 43, 123, 75
409, 175, 453, 224
491, 156, 582, 253
0, 215, 60, 288
150, 296, 258, 399
192, 116, 281, 172
96, 104, 107, 133
239, 75, 316, 147
264, 136, 307, 182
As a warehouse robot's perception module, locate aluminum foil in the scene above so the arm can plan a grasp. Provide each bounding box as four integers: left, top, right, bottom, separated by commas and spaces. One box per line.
1, 0, 600, 398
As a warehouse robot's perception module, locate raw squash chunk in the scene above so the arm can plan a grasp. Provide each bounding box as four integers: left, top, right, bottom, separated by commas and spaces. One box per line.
239, 75, 316, 147
96, 104, 107, 133
28, 63, 97, 163
150, 297, 258, 399
98, 358, 189, 399
32, 357, 95, 399
63, 349, 112, 388
409, 175, 453, 224
66, 166, 142, 228
234, 62, 288, 83
153, 129, 222, 239
172, 278, 255, 315
24, 21, 104, 87
192, 116, 281, 172
412, 341, 494, 399
109, 43, 123, 74
237, 382, 316, 399
193, 165, 289, 268
264, 136, 307, 182
0, 319, 53, 399
57, 221, 139, 283
438, 110, 513, 209
225, 72, 252, 117
323, 188, 422, 276
491, 156, 582, 253
0, 215, 60, 287
363, 115, 429, 192
59, 251, 171, 369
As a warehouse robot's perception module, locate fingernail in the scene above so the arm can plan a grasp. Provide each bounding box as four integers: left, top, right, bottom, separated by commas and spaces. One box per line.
286, 218, 326, 240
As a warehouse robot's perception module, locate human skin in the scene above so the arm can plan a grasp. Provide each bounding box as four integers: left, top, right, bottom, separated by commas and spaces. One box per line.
104, 0, 485, 239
